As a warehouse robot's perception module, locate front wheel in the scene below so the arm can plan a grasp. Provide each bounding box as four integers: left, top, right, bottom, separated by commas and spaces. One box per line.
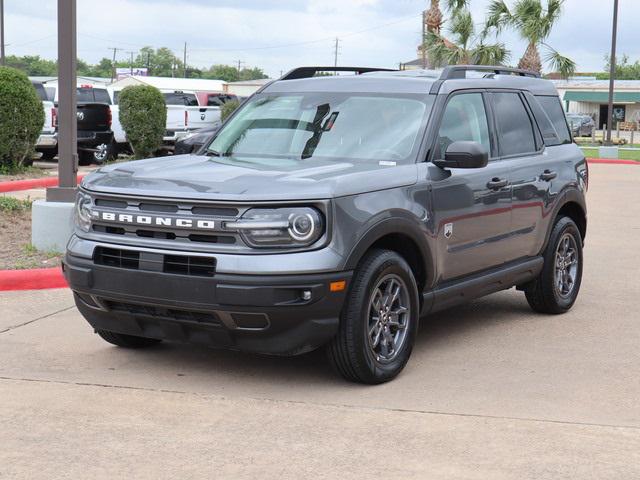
327, 249, 419, 384
524, 216, 583, 314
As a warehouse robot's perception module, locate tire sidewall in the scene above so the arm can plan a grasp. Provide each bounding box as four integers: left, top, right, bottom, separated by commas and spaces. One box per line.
545, 217, 583, 310
350, 252, 419, 382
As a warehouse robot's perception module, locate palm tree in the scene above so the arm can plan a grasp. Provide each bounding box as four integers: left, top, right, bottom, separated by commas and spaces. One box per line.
425, 9, 510, 67
484, 0, 575, 78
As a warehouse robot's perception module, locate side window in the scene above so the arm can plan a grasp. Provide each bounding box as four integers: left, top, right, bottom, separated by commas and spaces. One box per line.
492, 92, 537, 156
437, 93, 491, 159
523, 92, 561, 146
536, 95, 572, 144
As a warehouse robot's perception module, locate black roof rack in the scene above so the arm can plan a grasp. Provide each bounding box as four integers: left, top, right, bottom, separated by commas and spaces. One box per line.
439, 65, 540, 80
280, 66, 396, 80
429, 65, 541, 94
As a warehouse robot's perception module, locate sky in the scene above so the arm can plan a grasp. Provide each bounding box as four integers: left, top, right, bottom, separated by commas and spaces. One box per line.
2, 0, 639, 78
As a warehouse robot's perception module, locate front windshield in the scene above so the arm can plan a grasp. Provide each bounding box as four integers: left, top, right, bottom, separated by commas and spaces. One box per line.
207, 92, 433, 166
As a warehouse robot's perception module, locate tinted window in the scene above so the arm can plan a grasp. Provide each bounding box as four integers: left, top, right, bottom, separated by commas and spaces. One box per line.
493, 92, 536, 156
536, 95, 572, 144
207, 94, 238, 106
76, 87, 111, 104
437, 93, 491, 158
523, 92, 561, 146
32, 83, 48, 101
164, 92, 198, 106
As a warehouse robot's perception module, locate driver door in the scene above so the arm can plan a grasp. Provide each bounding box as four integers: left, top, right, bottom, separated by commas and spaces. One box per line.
429, 92, 513, 282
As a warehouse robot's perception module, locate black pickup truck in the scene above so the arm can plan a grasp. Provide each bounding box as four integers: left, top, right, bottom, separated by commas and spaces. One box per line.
74, 87, 114, 165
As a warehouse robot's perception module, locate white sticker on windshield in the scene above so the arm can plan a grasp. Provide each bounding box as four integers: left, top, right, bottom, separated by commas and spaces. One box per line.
379, 160, 396, 166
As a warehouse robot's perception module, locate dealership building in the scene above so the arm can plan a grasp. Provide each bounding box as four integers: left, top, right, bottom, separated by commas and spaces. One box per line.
554, 79, 640, 129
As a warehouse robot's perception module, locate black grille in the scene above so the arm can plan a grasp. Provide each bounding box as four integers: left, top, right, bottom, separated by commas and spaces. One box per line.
105, 300, 221, 326
94, 247, 139, 269
164, 255, 216, 277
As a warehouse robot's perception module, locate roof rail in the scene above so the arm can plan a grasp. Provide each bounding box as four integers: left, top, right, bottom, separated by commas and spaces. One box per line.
440, 65, 540, 80
280, 66, 396, 81
429, 65, 541, 94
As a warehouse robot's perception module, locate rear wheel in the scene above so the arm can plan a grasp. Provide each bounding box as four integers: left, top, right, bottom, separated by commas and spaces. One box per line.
96, 330, 161, 348
327, 249, 419, 384
524, 216, 583, 314
92, 141, 116, 165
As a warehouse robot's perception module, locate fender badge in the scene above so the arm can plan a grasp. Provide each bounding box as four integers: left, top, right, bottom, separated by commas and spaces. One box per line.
444, 223, 453, 239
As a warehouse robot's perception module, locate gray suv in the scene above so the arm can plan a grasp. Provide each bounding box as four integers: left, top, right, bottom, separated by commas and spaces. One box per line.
64, 66, 588, 384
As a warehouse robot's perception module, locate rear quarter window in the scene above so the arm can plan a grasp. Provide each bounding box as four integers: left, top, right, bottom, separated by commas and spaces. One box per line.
32, 83, 49, 101
536, 95, 572, 144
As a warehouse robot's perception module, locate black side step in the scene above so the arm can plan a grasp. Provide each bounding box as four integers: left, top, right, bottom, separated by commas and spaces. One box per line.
421, 257, 543, 315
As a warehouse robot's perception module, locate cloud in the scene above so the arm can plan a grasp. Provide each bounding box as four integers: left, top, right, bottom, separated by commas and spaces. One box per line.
3, 0, 639, 77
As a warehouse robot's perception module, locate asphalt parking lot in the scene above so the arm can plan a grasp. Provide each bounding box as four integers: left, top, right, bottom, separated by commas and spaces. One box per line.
1, 163, 639, 479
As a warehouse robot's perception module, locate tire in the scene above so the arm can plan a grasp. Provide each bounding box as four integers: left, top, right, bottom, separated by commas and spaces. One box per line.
96, 330, 161, 348
327, 249, 419, 384
92, 141, 116, 165
39, 149, 57, 161
524, 216, 583, 314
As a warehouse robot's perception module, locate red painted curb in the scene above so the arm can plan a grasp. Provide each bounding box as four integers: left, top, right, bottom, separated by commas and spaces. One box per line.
0, 174, 85, 193
0, 267, 67, 291
586, 158, 639, 165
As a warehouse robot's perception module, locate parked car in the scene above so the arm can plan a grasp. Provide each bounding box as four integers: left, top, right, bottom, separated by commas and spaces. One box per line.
65, 65, 587, 384
75, 102, 114, 166
32, 81, 57, 161
174, 123, 221, 155
566, 114, 595, 138
161, 90, 222, 149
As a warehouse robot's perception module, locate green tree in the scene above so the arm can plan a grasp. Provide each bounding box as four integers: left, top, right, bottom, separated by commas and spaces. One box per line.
0, 67, 45, 167
4, 55, 57, 76
118, 85, 166, 159
597, 54, 640, 80
135, 46, 182, 77
425, 9, 509, 67
485, 0, 575, 78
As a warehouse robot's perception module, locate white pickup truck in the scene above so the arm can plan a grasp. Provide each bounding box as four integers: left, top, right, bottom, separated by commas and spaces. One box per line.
107, 88, 221, 159
32, 82, 58, 161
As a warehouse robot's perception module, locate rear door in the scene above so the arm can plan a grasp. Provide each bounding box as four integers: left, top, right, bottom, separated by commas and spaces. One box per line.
430, 91, 513, 281
490, 90, 554, 260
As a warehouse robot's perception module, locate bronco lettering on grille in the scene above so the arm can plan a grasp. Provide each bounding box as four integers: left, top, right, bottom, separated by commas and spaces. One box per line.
98, 211, 215, 230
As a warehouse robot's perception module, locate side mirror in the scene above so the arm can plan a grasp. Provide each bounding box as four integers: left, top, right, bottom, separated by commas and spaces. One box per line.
434, 141, 489, 169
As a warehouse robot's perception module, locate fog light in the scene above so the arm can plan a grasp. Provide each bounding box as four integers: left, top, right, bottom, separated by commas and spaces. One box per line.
302, 290, 312, 301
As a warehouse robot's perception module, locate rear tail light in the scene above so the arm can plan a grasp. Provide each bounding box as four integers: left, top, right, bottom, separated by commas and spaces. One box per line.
52, 107, 58, 128
107, 106, 112, 128
185, 110, 189, 127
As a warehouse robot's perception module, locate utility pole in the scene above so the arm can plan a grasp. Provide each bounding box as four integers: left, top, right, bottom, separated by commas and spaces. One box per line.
47, 0, 77, 203
126, 50, 136, 75
605, 0, 619, 146
146, 51, 151, 75
108, 47, 123, 82
183, 42, 187, 78
333, 37, 340, 71
0, 0, 5, 66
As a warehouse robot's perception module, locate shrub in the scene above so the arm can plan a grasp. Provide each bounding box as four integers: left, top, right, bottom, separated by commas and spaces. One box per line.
118, 85, 166, 159
0, 67, 45, 167
221, 100, 240, 122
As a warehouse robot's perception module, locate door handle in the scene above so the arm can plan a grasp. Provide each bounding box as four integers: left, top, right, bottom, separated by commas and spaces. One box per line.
540, 169, 557, 181
487, 177, 509, 189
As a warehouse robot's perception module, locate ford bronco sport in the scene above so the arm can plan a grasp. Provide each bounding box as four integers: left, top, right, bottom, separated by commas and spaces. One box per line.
64, 66, 587, 384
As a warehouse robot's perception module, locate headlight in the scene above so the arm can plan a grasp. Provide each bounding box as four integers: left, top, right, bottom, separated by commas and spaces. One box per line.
228, 207, 324, 248
74, 191, 93, 232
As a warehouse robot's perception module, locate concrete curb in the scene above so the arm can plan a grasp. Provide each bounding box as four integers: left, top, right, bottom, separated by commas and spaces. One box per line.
0, 267, 67, 292
586, 158, 639, 165
0, 175, 85, 193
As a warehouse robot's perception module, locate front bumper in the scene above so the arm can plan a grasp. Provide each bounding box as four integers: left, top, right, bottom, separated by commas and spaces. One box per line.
63, 250, 351, 356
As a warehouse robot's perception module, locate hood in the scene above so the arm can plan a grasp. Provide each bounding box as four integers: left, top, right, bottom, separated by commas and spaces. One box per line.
81, 154, 419, 201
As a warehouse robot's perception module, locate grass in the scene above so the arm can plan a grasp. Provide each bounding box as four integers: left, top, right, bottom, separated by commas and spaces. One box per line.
0, 161, 44, 177
0, 196, 33, 213
580, 147, 640, 161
